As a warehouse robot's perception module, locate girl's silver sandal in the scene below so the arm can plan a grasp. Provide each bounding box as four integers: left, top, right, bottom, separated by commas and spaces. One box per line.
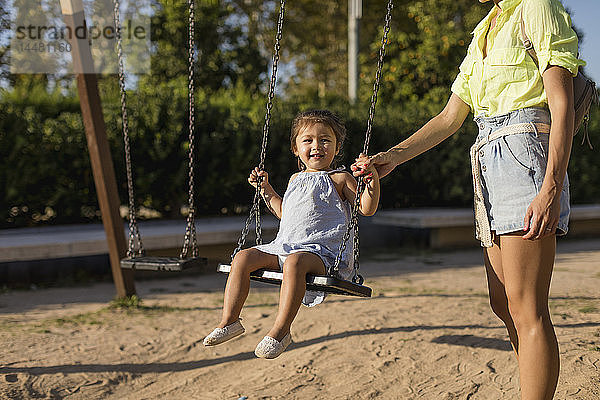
203, 319, 245, 346
254, 333, 292, 359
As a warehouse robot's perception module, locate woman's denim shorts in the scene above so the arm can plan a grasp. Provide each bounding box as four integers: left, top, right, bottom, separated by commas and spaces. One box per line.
474, 107, 570, 236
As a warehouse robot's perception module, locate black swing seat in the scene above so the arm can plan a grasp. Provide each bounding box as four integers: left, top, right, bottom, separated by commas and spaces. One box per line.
217, 264, 372, 297
121, 256, 207, 271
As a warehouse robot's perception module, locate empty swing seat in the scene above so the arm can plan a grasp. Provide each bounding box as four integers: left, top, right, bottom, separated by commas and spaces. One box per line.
121, 256, 207, 272
217, 264, 372, 297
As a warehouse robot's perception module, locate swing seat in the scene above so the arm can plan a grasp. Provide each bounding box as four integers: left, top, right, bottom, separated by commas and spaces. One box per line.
121, 256, 207, 271
217, 264, 372, 297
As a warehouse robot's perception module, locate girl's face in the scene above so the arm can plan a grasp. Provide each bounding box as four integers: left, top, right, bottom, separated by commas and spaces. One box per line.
293, 123, 339, 172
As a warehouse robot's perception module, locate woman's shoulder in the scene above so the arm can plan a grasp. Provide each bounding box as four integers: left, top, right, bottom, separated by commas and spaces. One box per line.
522, 0, 564, 12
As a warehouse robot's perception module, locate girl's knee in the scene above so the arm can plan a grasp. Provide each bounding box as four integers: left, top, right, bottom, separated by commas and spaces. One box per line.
231, 249, 258, 272
282, 253, 311, 275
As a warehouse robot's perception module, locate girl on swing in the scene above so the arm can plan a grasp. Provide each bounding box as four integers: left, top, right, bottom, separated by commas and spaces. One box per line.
203, 110, 380, 359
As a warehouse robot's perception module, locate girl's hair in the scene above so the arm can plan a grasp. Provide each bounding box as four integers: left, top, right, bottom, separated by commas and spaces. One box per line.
290, 110, 346, 170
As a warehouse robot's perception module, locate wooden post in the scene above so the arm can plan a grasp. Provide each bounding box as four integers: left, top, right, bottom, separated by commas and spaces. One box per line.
60, 0, 136, 297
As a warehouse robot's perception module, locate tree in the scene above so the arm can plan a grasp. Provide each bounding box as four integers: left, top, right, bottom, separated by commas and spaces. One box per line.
106, 0, 270, 218
0, 0, 10, 83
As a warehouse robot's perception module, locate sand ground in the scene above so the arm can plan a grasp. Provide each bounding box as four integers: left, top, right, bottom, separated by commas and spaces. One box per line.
1, 239, 599, 399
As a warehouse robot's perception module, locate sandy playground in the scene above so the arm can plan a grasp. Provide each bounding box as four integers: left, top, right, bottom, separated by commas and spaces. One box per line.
1, 238, 599, 399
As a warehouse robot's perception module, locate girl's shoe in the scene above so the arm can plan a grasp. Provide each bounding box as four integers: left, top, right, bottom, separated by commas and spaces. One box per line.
254, 333, 292, 359
203, 319, 245, 346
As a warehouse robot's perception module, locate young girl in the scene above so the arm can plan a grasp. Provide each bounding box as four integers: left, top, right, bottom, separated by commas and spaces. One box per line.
203, 110, 380, 359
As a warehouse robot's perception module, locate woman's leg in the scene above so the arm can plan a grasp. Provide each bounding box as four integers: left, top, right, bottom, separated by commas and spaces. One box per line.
266, 252, 326, 341
219, 248, 278, 328
484, 235, 519, 355
500, 234, 559, 400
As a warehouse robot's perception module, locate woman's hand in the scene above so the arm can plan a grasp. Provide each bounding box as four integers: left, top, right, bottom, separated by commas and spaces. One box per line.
351, 151, 398, 179
248, 167, 270, 191
522, 189, 562, 240
521, 65, 575, 241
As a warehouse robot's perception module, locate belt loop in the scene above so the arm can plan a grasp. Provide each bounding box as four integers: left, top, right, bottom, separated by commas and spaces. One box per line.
530, 121, 539, 137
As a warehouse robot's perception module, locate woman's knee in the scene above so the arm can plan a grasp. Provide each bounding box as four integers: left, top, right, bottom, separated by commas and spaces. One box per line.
506, 296, 548, 334
489, 292, 511, 322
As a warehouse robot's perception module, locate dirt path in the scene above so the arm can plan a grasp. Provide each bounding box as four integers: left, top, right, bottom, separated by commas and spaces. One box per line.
1, 239, 599, 399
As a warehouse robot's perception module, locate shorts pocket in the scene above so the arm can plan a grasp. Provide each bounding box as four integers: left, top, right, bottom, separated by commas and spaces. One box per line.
502, 133, 534, 171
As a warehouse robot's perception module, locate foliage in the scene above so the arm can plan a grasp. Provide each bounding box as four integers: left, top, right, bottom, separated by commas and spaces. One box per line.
0, 0, 10, 82
1, 0, 599, 228
110, 294, 142, 309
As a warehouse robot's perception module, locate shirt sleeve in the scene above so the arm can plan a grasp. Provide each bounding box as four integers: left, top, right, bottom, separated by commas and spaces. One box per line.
522, 0, 586, 76
451, 52, 474, 110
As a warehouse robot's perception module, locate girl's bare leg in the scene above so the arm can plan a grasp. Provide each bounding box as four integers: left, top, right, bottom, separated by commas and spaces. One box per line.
266, 252, 326, 341
219, 248, 278, 328
484, 235, 519, 355
500, 234, 559, 400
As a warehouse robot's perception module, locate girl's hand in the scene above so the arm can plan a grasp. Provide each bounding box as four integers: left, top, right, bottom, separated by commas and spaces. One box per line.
350, 153, 378, 183
351, 151, 398, 179
248, 167, 269, 190
522, 189, 561, 240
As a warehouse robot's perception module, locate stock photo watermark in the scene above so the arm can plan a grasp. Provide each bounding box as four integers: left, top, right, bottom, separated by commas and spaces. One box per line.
9, 0, 151, 74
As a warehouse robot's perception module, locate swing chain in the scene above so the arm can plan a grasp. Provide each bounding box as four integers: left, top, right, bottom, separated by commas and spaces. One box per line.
331, 0, 393, 281
363, 0, 393, 156
181, 0, 199, 259
232, 0, 285, 259
231, 191, 261, 261
113, 0, 144, 258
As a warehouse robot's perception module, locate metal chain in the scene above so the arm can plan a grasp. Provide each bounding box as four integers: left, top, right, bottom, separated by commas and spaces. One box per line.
362, 0, 393, 156
232, 0, 286, 259
180, 0, 199, 259
331, 0, 393, 281
113, 0, 144, 258
231, 192, 261, 261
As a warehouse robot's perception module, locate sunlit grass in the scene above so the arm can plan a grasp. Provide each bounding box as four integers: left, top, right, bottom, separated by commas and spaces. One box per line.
579, 305, 598, 314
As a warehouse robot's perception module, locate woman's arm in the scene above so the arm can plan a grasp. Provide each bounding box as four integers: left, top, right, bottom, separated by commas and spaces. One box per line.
248, 168, 283, 219
352, 94, 471, 178
522, 65, 574, 240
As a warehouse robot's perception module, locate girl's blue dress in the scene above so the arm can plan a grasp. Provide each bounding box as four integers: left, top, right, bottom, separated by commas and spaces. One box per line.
254, 169, 354, 306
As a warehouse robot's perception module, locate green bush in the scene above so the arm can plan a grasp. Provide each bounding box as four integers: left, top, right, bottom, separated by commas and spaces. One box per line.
1, 83, 599, 228
1, 0, 598, 228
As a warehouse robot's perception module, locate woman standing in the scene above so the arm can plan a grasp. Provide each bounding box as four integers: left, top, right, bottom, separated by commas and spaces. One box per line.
353, 0, 585, 398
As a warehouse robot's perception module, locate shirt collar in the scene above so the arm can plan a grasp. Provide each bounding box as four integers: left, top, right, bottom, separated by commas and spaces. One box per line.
498, 0, 521, 12
471, 0, 521, 35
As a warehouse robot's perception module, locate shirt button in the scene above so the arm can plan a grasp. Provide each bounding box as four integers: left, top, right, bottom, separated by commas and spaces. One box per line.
479, 123, 485, 130
482, 165, 487, 172
479, 150, 484, 157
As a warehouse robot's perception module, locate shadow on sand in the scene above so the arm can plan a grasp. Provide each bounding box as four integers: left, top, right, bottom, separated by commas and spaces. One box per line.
2, 321, 598, 376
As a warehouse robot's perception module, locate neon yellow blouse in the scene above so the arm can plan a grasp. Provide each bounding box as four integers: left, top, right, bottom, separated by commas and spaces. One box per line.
451, 0, 586, 117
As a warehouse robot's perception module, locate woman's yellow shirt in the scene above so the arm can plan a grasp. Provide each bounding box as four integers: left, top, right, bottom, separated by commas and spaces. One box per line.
451, 0, 586, 118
